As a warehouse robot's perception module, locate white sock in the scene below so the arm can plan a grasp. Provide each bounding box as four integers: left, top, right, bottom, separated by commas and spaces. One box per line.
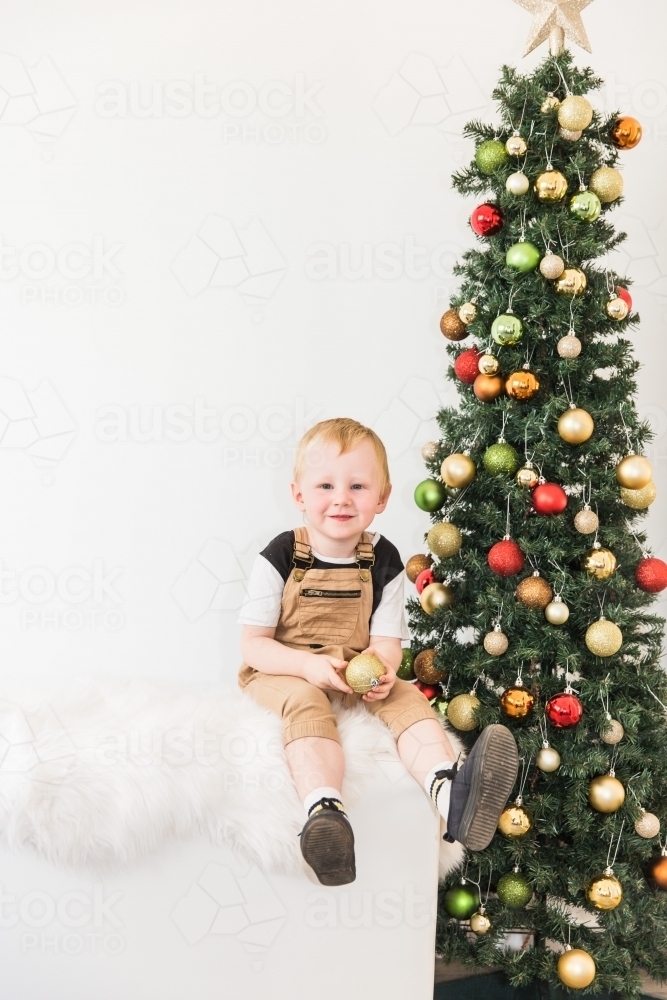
303, 786, 345, 818
424, 760, 457, 821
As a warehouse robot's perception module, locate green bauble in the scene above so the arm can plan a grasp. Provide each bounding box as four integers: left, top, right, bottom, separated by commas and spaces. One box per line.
570, 190, 602, 221
497, 871, 532, 908
430, 695, 449, 720
505, 241, 541, 272
475, 140, 508, 175
397, 648, 415, 681
444, 883, 480, 919
414, 479, 446, 512
491, 313, 523, 346
483, 442, 520, 476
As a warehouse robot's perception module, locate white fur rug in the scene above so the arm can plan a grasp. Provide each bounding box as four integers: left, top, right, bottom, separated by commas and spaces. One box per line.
0, 677, 464, 879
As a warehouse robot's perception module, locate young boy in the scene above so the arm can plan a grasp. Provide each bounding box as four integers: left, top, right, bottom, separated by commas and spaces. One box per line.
237, 418, 518, 886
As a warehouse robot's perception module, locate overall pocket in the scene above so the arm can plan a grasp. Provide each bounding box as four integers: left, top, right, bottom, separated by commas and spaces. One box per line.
298, 587, 361, 644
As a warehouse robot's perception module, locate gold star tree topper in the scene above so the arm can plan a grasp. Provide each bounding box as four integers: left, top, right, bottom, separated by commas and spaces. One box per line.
513, 0, 594, 55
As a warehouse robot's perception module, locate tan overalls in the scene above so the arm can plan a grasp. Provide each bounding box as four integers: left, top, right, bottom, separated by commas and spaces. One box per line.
238, 526, 438, 745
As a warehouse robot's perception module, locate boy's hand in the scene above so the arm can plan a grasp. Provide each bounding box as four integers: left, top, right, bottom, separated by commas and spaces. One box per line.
302, 654, 353, 695
360, 645, 396, 702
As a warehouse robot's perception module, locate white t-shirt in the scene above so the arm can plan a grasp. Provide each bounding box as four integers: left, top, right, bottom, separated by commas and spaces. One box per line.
236, 529, 410, 641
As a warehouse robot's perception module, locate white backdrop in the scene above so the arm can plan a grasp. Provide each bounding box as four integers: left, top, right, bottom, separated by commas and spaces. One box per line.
0, 1, 666, 992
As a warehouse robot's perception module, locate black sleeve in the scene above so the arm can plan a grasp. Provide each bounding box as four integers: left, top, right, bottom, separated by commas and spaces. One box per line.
259, 530, 295, 585
370, 536, 405, 618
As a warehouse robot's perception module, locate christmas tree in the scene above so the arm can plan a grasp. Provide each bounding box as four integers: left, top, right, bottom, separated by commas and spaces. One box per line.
404, 22, 667, 1000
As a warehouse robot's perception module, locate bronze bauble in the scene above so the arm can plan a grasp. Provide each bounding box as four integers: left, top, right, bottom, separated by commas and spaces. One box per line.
473, 374, 505, 402
535, 169, 568, 202
620, 481, 657, 509
500, 685, 535, 718
616, 454, 652, 490
516, 574, 553, 609
414, 648, 447, 685
587, 872, 623, 911
420, 582, 454, 614
583, 545, 617, 580
558, 406, 594, 444
440, 309, 468, 341
427, 522, 462, 558
588, 774, 625, 813
557, 948, 596, 990
440, 453, 476, 488
611, 116, 642, 150
447, 693, 480, 731
555, 268, 587, 296
405, 553, 433, 583
506, 369, 540, 402
478, 353, 500, 376
647, 853, 667, 889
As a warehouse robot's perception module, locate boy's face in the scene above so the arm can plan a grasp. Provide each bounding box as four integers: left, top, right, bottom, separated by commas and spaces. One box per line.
291, 438, 391, 539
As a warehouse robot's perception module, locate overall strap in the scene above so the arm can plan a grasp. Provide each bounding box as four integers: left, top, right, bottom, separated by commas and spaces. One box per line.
291, 526, 376, 582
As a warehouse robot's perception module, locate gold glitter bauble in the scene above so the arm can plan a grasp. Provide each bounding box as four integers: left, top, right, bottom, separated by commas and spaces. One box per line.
478, 353, 500, 376
545, 596, 570, 625
558, 95, 593, 131
574, 507, 599, 534
414, 648, 447, 685
405, 553, 433, 583
421, 441, 439, 462
506, 369, 540, 401
458, 301, 477, 324
606, 296, 629, 320
500, 685, 535, 718
541, 94, 560, 112
506, 134, 527, 156
447, 693, 480, 731
420, 582, 454, 614
440, 308, 468, 341
516, 464, 539, 489
539, 252, 565, 279
620, 481, 657, 509
516, 575, 553, 609
585, 619, 623, 657
470, 911, 492, 935
557, 948, 596, 990
583, 545, 617, 580
506, 171, 530, 195
440, 453, 476, 488
588, 774, 625, 813
616, 454, 652, 490
587, 872, 623, 910
558, 406, 594, 444
483, 628, 509, 656
557, 334, 582, 358
559, 127, 582, 141
345, 653, 385, 694
589, 166, 624, 203
601, 719, 624, 745
427, 522, 462, 558
555, 268, 587, 296
635, 811, 661, 839
535, 169, 568, 202
498, 803, 533, 837
536, 745, 561, 772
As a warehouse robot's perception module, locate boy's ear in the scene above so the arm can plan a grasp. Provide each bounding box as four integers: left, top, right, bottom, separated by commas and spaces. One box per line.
376, 484, 392, 510
291, 481, 305, 509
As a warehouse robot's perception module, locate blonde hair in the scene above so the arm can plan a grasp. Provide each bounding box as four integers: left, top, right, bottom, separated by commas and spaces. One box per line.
293, 418, 391, 499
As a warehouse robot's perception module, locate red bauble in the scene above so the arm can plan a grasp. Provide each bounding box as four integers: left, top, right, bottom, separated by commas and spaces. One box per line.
532, 482, 568, 516
617, 286, 633, 311
470, 203, 504, 237
415, 682, 439, 700
635, 557, 667, 593
415, 568, 436, 594
454, 346, 482, 384
546, 692, 583, 728
488, 539, 525, 577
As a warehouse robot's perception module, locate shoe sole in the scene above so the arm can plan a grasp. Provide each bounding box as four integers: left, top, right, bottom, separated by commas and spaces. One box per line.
456, 724, 519, 851
299, 811, 356, 886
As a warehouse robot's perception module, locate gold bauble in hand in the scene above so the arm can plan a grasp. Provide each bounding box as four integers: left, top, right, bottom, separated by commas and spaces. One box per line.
558, 406, 594, 444
588, 774, 625, 813
583, 545, 617, 580
616, 454, 652, 490
535, 170, 568, 202
440, 453, 476, 488
587, 872, 623, 911
557, 948, 596, 990
620, 481, 657, 509
345, 653, 385, 694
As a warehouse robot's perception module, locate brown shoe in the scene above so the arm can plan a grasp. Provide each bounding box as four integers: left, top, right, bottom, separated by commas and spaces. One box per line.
298, 800, 356, 886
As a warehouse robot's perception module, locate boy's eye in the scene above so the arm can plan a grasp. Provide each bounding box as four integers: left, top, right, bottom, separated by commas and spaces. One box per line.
318, 483, 365, 489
